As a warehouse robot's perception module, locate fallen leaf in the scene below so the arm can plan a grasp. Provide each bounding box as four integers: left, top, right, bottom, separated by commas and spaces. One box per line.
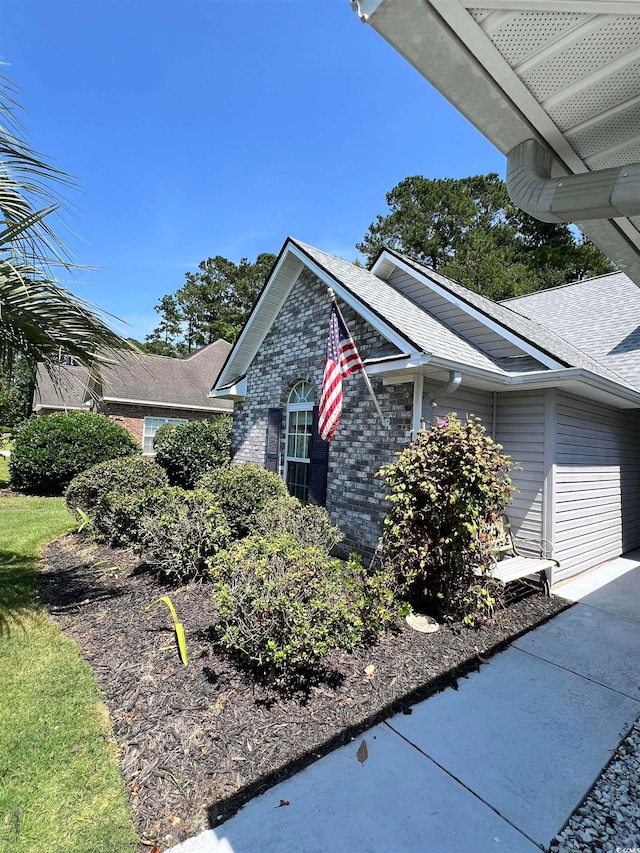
364, 664, 375, 677
276, 799, 290, 808
172, 816, 181, 826
129, 779, 140, 796
356, 740, 368, 765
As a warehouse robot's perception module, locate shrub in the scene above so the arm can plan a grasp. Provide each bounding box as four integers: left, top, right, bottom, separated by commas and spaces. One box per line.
65, 456, 168, 519
255, 496, 343, 554
153, 415, 232, 488
137, 487, 230, 583
9, 411, 139, 495
377, 413, 513, 620
93, 486, 179, 548
210, 535, 401, 678
197, 463, 288, 539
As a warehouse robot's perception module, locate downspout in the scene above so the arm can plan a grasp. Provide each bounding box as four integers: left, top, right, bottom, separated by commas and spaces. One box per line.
506, 139, 640, 223
420, 371, 462, 429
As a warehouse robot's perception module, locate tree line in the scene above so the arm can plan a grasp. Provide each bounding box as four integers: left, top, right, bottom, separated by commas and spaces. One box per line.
2, 164, 615, 425
138, 172, 612, 360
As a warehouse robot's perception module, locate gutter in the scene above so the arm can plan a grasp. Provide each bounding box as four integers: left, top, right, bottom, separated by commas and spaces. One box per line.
100, 396, 231, 413
507, 139, 640, 224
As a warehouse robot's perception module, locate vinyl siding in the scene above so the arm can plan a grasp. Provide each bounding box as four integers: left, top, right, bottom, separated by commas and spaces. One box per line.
386, 267, 527, 360
554, 393, 640, 580
426, 384, 494, 430
495, 391, 546, 551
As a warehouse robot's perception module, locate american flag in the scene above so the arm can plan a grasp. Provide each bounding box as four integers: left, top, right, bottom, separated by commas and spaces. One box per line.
318, 302, 365, 442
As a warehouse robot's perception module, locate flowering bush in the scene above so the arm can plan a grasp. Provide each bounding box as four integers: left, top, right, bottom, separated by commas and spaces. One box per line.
377, 413, 513, 620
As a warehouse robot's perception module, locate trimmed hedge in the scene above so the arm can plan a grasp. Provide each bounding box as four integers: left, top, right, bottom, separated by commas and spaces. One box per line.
153, 415, 232, 488
210, 536, 402, 678
197, 463, 288, 539
9, 411, 139, 495
65, 456, 168, 519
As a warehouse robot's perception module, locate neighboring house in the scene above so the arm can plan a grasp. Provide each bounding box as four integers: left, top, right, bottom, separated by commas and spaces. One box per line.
34, 340, 233, 453
212, 237, 640, 584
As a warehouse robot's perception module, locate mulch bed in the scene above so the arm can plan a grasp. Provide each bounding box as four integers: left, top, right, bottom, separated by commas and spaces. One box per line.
38, 534, 568, 851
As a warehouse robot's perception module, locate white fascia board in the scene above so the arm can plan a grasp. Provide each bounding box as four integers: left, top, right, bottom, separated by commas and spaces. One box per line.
374, 252, 564, 370
286, 244, 420, 356
210, 377, 247, 401
101, 396, 230, 413
463, 1, 640, 13
365, 352, 431, 377
32, 404, 85, 412
215, 248, 305, 389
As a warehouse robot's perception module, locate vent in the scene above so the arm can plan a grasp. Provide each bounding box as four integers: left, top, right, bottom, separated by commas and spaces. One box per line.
521, 16, 640, 101
549, 62, 640, 130
487, 11, 588, 67
568, 102, 640, 159
467, 8, 492, 24
588, 142, 640, 170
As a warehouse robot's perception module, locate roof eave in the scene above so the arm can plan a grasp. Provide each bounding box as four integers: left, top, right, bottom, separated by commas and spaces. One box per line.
356, 0, 640, 285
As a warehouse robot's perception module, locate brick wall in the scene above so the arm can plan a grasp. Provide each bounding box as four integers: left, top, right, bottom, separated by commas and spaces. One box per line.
232, 267, 413, 557
96, 402, 214, 450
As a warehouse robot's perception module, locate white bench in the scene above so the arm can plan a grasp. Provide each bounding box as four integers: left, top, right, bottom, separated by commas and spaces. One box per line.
481, 519, 558, 596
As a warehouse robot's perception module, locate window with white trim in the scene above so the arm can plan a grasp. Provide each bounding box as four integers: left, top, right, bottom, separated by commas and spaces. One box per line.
143, 416, 187, 454
284, 381, 314, 502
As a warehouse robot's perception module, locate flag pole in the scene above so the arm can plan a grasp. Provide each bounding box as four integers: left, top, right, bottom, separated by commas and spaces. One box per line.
327, 288, 390, 429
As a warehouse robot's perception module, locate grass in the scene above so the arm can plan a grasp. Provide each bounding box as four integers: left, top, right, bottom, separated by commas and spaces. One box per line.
0, 496, 137, 853
0, 455, 8, 488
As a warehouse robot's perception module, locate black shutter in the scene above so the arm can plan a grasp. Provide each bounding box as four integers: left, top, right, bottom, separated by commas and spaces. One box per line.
308, 406, 329, 506
265, 408, 282, 474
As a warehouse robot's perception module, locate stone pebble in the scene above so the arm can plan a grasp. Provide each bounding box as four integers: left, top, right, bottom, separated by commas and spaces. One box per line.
551, 721, 640, 852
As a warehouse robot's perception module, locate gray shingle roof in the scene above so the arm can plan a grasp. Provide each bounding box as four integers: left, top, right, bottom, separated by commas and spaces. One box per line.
391, 251, 634, 389
99, 340, 233, 410
502, 272, 640, 389
292, 240, 512, 375
35, 342, 233, 412
34, 365, 89, 410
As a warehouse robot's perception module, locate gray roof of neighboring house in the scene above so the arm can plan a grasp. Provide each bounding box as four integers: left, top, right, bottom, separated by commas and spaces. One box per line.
97, 340, 233, 410
292, 240, 514, 375
33, 365, 89, 410
502, 272, 640, 389
35, 341, 233, 412
391, 251, 635, 390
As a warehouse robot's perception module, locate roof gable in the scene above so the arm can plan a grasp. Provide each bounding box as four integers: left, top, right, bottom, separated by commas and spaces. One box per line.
213, 238, 524, 392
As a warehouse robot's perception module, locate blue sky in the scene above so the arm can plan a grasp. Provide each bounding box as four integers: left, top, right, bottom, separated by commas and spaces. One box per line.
2, 0, 504, 341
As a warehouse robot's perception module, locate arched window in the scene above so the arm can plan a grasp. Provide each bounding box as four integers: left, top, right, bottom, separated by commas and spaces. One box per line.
284, 380, 314, 502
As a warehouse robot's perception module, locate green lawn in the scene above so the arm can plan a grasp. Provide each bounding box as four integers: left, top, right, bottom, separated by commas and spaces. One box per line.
0, 455, 8, 488
0, 497, 137, 853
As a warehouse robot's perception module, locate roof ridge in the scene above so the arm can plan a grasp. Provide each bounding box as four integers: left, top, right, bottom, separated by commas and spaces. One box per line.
502, 270, 623, 304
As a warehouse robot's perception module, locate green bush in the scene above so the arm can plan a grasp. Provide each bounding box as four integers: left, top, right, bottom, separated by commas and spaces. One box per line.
65, 456, 168, 520
153, 415, 232, 488
255, 496, 343, 553
93, 486, 178, 548
136, 487, 230, 583
377, 413, 513, 620
210, 535, 401, 678
9, 411, 139, 495
197, 463, 288, 539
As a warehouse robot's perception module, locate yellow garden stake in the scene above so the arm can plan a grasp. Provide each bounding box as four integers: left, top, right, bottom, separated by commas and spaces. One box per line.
146, 596, 188, 666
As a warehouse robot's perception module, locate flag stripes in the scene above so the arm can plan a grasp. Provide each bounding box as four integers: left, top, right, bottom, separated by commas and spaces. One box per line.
318, 302, 365, 442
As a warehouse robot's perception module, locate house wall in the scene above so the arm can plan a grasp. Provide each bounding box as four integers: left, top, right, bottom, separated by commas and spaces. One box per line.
96, 402, 215, 450
553, 392, 640, 580
232, 267, 413, 557
494, 390, 547, 551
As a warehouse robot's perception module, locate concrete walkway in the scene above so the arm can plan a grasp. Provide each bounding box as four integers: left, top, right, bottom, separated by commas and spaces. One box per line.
169, 553, 640, 853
